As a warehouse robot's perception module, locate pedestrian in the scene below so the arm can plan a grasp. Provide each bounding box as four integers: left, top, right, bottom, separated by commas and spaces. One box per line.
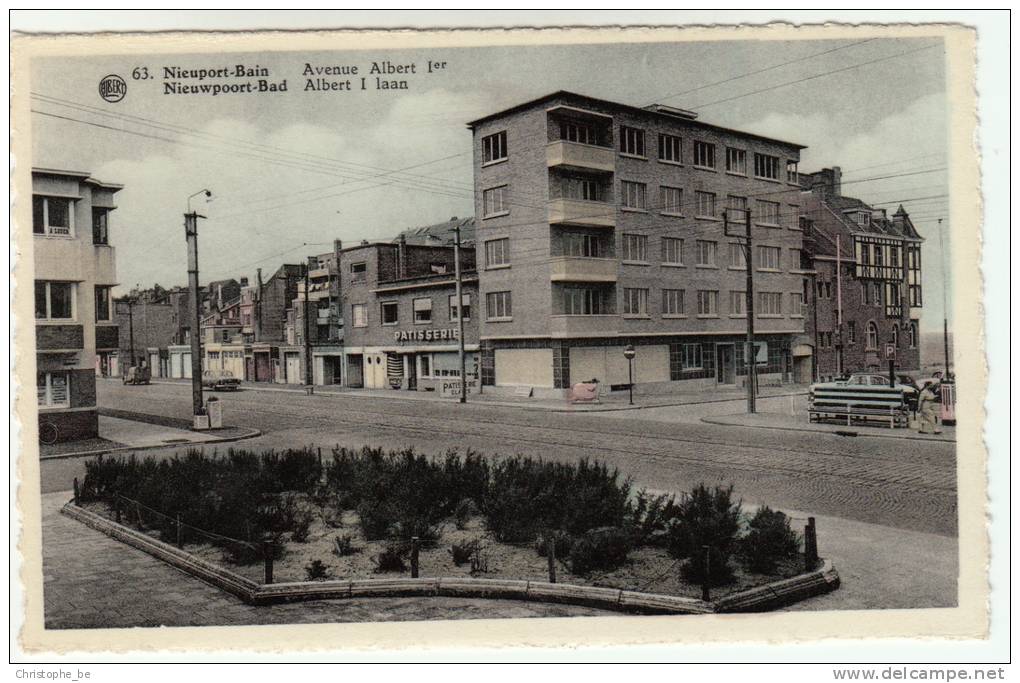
917, 381, 942, 435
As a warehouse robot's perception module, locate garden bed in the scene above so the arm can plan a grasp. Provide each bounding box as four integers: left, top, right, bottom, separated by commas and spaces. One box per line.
78, 446, 822, 605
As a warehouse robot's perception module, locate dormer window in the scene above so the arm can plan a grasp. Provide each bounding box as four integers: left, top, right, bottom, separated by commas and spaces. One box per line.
857, 211, 871, 227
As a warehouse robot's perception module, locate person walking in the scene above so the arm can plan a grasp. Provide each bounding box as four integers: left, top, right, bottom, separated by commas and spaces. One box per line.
917, 380, 942, 435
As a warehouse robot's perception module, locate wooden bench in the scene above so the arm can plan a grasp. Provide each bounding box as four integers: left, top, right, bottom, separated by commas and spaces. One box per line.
808, 385, 909, 429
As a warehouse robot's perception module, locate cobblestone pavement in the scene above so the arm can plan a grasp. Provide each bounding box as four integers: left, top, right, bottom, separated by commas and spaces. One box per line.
40, 494, 609, 629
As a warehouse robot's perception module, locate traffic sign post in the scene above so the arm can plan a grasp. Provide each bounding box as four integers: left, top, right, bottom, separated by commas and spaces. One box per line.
886, 343, 897, 388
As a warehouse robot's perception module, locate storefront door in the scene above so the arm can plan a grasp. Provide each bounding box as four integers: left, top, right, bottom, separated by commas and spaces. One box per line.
717, 344, 735, 384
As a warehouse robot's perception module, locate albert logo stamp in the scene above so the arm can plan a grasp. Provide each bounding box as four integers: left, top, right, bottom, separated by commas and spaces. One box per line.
98, 74, 126, 103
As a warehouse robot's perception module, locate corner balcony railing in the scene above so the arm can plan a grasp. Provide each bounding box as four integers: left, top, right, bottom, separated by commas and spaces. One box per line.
548, 198, 615, 228
548, 314, 619, 338
546, 140, 615, 173
549, 256, 618, 283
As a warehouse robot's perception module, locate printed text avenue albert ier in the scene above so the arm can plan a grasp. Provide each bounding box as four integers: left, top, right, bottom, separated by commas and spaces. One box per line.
159, 60, 449, 96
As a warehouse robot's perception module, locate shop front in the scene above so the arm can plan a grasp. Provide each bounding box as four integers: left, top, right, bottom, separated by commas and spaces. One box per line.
346, 326, 479, 393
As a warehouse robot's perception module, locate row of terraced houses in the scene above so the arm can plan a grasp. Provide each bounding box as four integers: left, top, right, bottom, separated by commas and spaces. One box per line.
33, 91, 924, 440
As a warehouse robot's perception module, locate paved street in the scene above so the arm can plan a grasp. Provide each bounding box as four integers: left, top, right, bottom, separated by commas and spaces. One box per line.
38, 378, 959, 626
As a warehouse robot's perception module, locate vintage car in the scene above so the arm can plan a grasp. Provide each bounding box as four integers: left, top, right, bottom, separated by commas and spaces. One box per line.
202, 369, 241, 391
122, 365, 151, 385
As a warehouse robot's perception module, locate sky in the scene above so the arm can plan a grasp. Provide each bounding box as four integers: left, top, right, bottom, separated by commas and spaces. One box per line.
28, 36, 951, 331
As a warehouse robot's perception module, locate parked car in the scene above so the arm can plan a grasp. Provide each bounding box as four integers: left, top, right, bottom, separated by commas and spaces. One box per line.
842, 372, 920, 410
202, 369, 240, 391
122, 365, 151, 385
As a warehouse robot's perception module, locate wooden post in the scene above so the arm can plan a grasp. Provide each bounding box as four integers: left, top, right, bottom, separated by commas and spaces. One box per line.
73, 478, 80, 506
410, 536, 420, 578
547, 535, 557, 584
701, 545, 711, 602
805, 517, 819, 571
317, 446, 323, 471
263, 542, 274, 584
176, 514, 183, 549
135, 502, 143, 529
114, 498, 121, 524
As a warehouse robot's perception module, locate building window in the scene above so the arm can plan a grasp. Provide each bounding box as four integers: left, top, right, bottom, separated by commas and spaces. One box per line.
695, 191, 717, 219
696, 290, 718, 316
484, 237, 510, 267
34, 281, 75, 320
892, 324, 900, 347
562, 176, 602, 202
787, 204, 801, 229
37, 372, 69, 408
449, 293, 471, 322
564, 232, 609, 258
92, 208, 109, 245
351, 303, 367, 328
622, 233, 648, 262
847, 321, 856, 344
728, 243, 747, 270
786, 160, 799, 183
681, 343, 702, 370
866, 321, 879, 349
890, 246, 901, 268
790, 292, 804, 316
621, 181, 647, 210
418, 354, 433, 379
482, 130, 507, 163
909, 322, 918, 348
658, 133, 682, 163
560, 120, 597, 145
659, 186, 683, 215
350, 262, 367, 283
857, 211, 871, 227
95, 286, 111, 322
662, 288, 684, 315
727, 194, 748, 218
483, 185, 509, 217
662, 237, 684, 265
380, 301, 399, 325
32, 196, 74, 236
622, 288, 649, 316
562, 286, 611, 316
696, 240, 717, 267
693, 140, 715, 169
819, 331, 832, 349
486, 291, 512, 320
412, 297, 433, 323
754, 153, 780, 180
758, 291, 783, 315
726, 147, 746, 174
757, 245, 781, 271
729, 291, 746, 316
790, 248, 803, 269
755, 199, 781, 225
620, 126, 646, 157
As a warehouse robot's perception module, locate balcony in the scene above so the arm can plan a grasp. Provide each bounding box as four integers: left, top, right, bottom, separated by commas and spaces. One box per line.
548, 198, 615, 229
549, 256, 618, 283
546, 141, 615, 173
548, 315, 618, 338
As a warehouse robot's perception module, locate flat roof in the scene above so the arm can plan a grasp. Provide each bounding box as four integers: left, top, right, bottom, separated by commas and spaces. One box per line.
466, 90, 807, 150
32, 166, 124, 191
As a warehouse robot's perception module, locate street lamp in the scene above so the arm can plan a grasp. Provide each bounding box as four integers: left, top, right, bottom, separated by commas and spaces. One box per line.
623, 345, 636, 406
185, 189, 212, 426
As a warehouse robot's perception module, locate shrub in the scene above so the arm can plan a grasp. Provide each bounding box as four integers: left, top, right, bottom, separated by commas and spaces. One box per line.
469, 547, 489, 575
290, 509, 314, 543
372, 543, 408, 573
453, 498, 476, 530
668, 484, 742, 586
627, 489, 679, 547
356, 500, 395, 540
305, 559, 330, 581
737, 507, 801, 574
332, 534, 357, 556
534, 531, 573, 560
567, 526, 633, 575
450, 539, 481, 566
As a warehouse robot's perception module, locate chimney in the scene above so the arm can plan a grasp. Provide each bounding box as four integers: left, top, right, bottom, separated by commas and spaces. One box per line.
830, 166, 842, 198
398, 234, 407, 279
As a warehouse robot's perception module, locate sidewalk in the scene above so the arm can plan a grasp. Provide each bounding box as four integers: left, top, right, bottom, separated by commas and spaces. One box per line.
144, 376, 807, 413
701, 410, 957, 443
39, 412, 261, 460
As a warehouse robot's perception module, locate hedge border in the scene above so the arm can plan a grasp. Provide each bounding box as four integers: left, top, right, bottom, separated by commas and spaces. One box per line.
60, 501, 838, 615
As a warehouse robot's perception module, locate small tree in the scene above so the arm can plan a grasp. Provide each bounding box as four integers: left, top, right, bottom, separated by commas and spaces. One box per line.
737, 506, 801, 574
668, 484, 741, 586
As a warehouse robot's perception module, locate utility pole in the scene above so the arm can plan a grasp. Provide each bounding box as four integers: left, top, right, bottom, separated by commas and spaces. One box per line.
835, 237, 844, 377
453, 224, 467, 404
937, 218, 951, 376
725, 208, 756, 413
125, 298, 136, 368
184, 211, 205, 420
303, 263, 314, 393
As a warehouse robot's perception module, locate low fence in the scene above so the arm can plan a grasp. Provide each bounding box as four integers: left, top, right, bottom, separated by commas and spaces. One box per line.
68, 478, 837, 613
808, 384, 909, 428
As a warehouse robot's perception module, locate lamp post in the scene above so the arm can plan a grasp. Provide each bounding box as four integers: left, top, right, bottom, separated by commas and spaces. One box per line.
185, 189, 212, 424
623, 344, 636, 406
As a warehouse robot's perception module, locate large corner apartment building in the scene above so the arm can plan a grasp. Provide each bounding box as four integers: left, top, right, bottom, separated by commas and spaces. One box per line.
32, 168, 120, 442
468, 91, 809, 395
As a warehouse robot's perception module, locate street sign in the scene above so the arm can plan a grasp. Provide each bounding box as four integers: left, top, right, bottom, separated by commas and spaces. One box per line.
743, 341, 768, 365
885, 343, 896, 360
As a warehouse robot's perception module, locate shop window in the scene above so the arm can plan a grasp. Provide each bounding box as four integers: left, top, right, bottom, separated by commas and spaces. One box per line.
682, 343, 702, 370
449, 293, 471, 322
418, 354, 433, 378
413, 297, 433, 323
37, 372, 69, 408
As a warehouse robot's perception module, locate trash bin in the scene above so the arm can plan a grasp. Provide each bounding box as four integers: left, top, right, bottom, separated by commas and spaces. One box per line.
939, 382, 956, 426
207, 397, 223, 429
193, 412, 210, 431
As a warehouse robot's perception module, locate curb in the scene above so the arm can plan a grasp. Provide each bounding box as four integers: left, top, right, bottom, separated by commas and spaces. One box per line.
62, 501, 839, 615
699, 414, 955, 443
40, 426, 262, 461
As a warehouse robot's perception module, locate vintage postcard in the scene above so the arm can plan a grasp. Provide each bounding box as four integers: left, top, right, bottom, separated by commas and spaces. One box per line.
11, 22, 987, 654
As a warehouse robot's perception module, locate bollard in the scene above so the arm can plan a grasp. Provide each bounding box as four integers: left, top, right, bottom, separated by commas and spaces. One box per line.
263, 542, 274, 584
410, 536, 420, 578
176, 513, 183, 549
114, 498, 121, 524
701, 545, 711, 602
804, 517, 819, 571
547, 534, 557, 584
73, 478, 80, 506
